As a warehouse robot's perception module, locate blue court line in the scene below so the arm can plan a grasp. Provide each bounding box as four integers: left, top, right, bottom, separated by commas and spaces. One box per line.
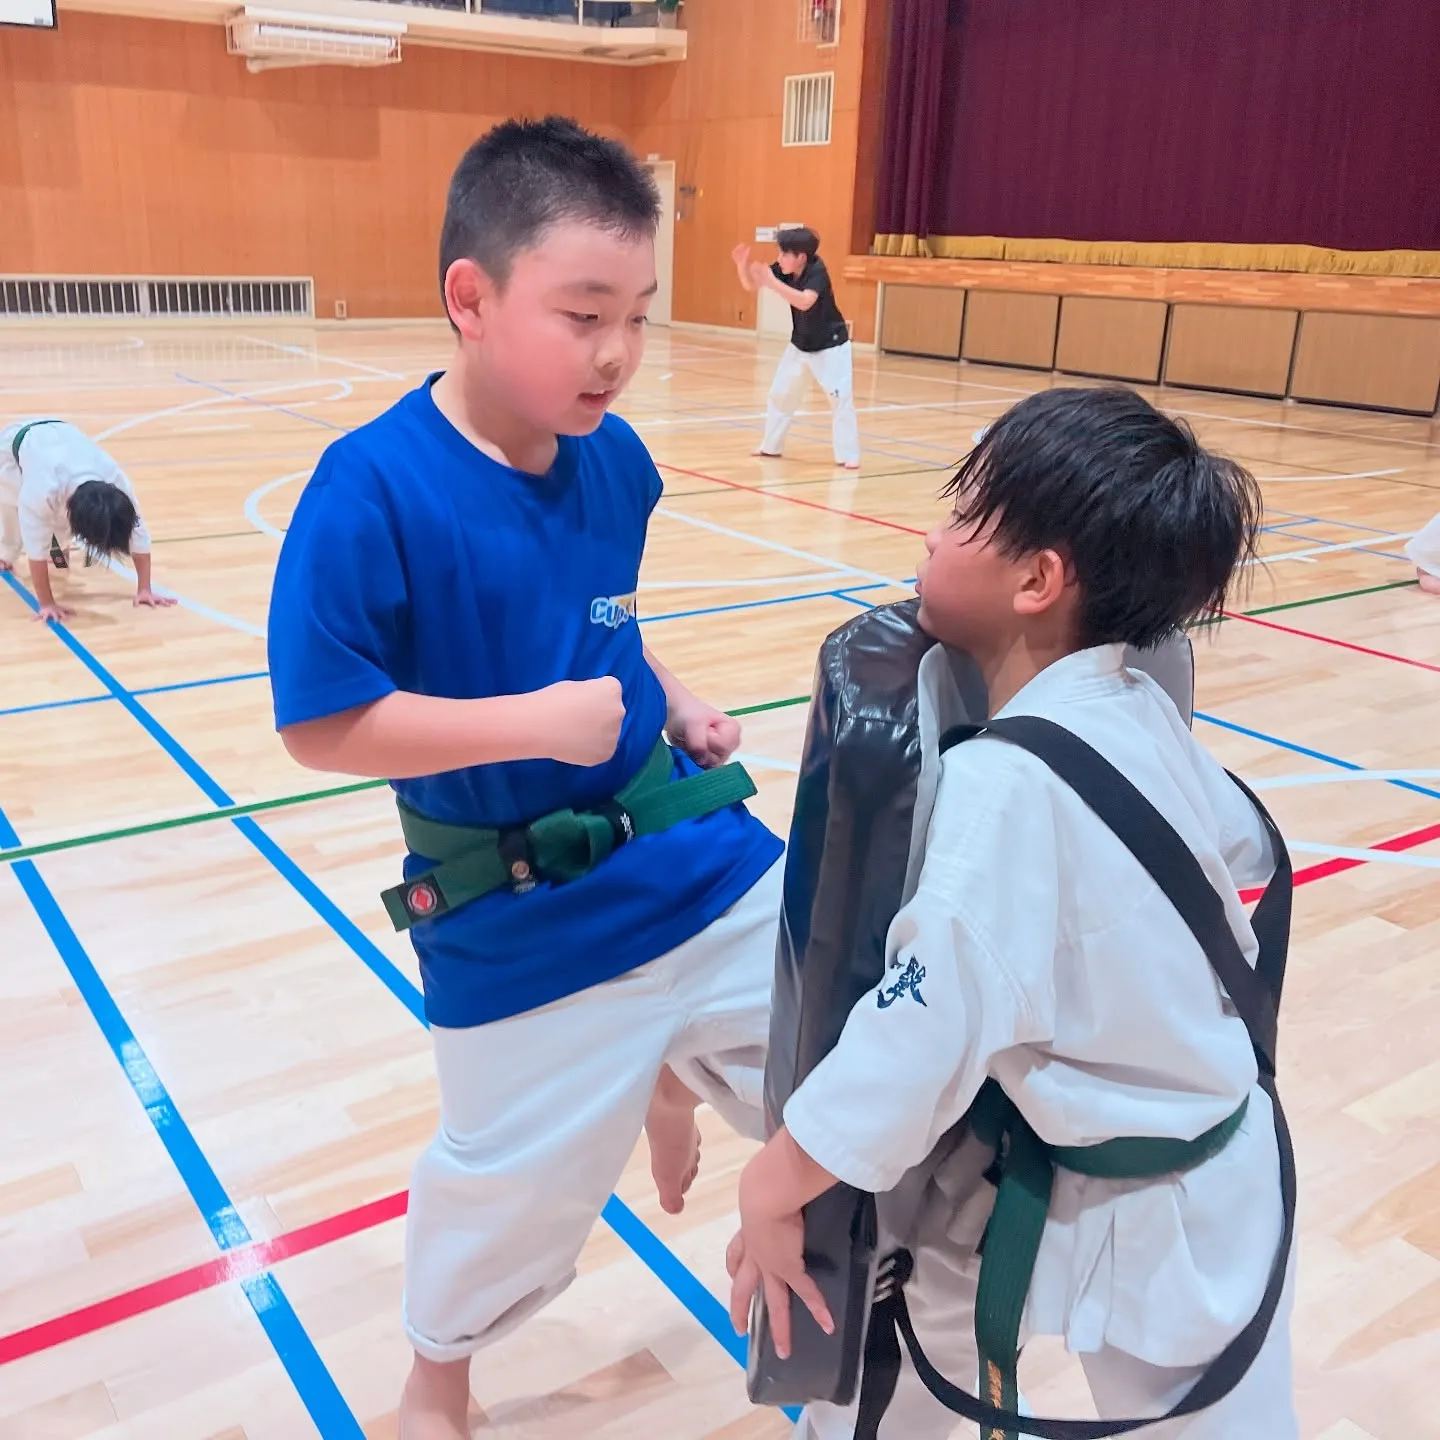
3, 569, 786, 1399
175, 373, 351, 434
0, 670, 269, 720
1, 588, 906, 722
1264, 508, 1406, 538
1194, 710, 1440, 804
0, 805, 364, 1436
646, 582, 890, 625
3, 571, 424, 1022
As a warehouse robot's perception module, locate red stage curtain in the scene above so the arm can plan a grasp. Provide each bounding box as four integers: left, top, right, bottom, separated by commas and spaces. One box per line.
881, 0, 1440, 253
874, 0, 949, 242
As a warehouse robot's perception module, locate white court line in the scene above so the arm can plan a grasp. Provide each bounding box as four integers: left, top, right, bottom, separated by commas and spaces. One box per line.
240, 334, 404, 380
733, 751, 801, 774
632, 398, 999, 431
245, 470, 311, 540
174, 423, 253, 434
1254, 468, 1404, 484
1250, 769, 1440, 791
652, 505, 909, 589
640, 570, 850, 590
94, 378, 353, 443
1247, 531, 1417, 566
1289, 841, 1440, 870
94, 556, 265, 638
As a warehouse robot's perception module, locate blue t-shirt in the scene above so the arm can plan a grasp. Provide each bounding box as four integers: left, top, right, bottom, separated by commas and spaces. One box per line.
268, 377, 782, 1028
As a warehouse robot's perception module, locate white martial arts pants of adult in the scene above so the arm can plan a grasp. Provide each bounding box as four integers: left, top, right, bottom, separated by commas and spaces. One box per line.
401, 860, 782, 1363
763, 342, 861, 466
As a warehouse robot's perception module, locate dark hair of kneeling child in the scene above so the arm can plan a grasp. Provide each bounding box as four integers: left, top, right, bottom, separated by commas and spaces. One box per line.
66, 480, 140, 563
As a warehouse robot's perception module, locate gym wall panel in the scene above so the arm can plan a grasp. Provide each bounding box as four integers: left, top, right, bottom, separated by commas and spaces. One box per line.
1290, 312, 1440, 414
1054, 295, 1167, 382
630, 0, 876, 337
1163, 304, 1298, 397
961, 290, 1058, 369
879, 284, 964, 357
0, 12, 634, 319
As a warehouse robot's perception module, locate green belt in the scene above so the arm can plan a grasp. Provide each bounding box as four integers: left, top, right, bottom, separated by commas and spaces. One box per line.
11, 419, 61, 464
381, 738, 758, 931
967, 1079, 1249, 1440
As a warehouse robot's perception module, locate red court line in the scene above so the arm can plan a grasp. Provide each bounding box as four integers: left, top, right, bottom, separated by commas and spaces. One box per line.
658, 462, 928, 538
7, 825, 1439, 1367
0, 1190, 407, 1366
1226, 611, 1440, 674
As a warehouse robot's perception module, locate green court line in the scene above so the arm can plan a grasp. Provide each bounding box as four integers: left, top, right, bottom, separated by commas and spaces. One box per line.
0, 694, 814, 866
155, 529, 271, 546
1244, 578, 1420, 615
0, 779, 386, 865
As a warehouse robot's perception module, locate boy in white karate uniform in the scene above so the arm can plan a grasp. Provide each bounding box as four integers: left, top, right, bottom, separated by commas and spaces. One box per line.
0, 418, 172, 623
730, 386, 1297, 1438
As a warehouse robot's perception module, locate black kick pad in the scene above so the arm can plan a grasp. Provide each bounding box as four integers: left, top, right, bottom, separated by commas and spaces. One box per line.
747, 600, 1194, 1408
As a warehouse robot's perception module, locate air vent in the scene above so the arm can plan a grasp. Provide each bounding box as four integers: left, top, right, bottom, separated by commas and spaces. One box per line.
226, 7, 405, 72
797, 0, 839, 46
0, 276, 314, 320
782, 72, 834, 147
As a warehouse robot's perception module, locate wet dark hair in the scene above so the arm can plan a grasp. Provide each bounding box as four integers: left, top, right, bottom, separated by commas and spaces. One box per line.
777, 226, 820, 260
941, 386, 1262, 649
439, 114, 660, 323
66, 480, 138, 561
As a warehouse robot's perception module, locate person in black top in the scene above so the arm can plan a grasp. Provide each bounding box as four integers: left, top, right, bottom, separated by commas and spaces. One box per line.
733, 227, 860, 469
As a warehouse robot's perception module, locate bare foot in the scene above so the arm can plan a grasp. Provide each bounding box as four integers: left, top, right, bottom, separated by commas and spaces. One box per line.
1419, 570, 1440, 595
646, 1066, 702, 1215
399, 1354, 472, 1440
752, 447, 783, 458
840, 460, 861, 470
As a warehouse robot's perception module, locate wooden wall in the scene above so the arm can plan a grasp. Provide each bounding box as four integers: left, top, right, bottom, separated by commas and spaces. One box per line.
869, 259, 1440, 415
629, 0, 879, 339
0, 5, 883, 334
0, 12, 634, 319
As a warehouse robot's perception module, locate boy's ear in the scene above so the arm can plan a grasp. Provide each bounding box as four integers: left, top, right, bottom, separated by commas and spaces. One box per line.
443, 258, 494, 342
1012, 547, 1070, 618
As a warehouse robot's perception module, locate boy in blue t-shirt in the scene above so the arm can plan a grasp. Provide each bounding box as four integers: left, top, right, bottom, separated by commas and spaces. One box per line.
267, 117, 783, 1438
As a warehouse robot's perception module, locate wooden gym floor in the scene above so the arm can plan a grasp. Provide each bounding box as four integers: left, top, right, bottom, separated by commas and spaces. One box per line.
0, 320, 1437, 1440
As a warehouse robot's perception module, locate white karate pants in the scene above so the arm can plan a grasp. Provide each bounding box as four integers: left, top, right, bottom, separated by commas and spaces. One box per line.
402, 859, 782, 1362
763, 342, 861, 466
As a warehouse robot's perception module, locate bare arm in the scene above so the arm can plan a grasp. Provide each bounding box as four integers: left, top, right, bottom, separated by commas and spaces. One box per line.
731, 242, 757, 293
644, 642, 701, 720
644, 643, 741, 768
750, 263, 819, 311
28, 555, 72, 621
132, 551, 176, 608
280, 678, 624, 778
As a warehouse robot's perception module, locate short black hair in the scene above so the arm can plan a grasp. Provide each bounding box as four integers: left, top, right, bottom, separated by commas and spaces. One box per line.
67, 479, 139, 561
942, 387, 1261, 649
439, 115, 660, 311
777, 226, 820, 260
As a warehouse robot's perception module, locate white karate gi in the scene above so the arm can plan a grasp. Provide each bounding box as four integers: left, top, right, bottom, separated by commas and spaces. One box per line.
762, 342, 861, 467
1407, 512, 1440, 579
0, 420, 151, 569
789, 644, 1297, 1439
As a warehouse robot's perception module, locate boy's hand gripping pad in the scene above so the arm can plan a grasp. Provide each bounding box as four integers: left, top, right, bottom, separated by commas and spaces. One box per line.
746, 600, 1194, 1408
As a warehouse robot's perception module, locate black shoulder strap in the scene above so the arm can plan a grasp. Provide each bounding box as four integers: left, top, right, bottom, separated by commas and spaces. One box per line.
968, 716, 1290, 1075
857, 717, 1297, 1439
